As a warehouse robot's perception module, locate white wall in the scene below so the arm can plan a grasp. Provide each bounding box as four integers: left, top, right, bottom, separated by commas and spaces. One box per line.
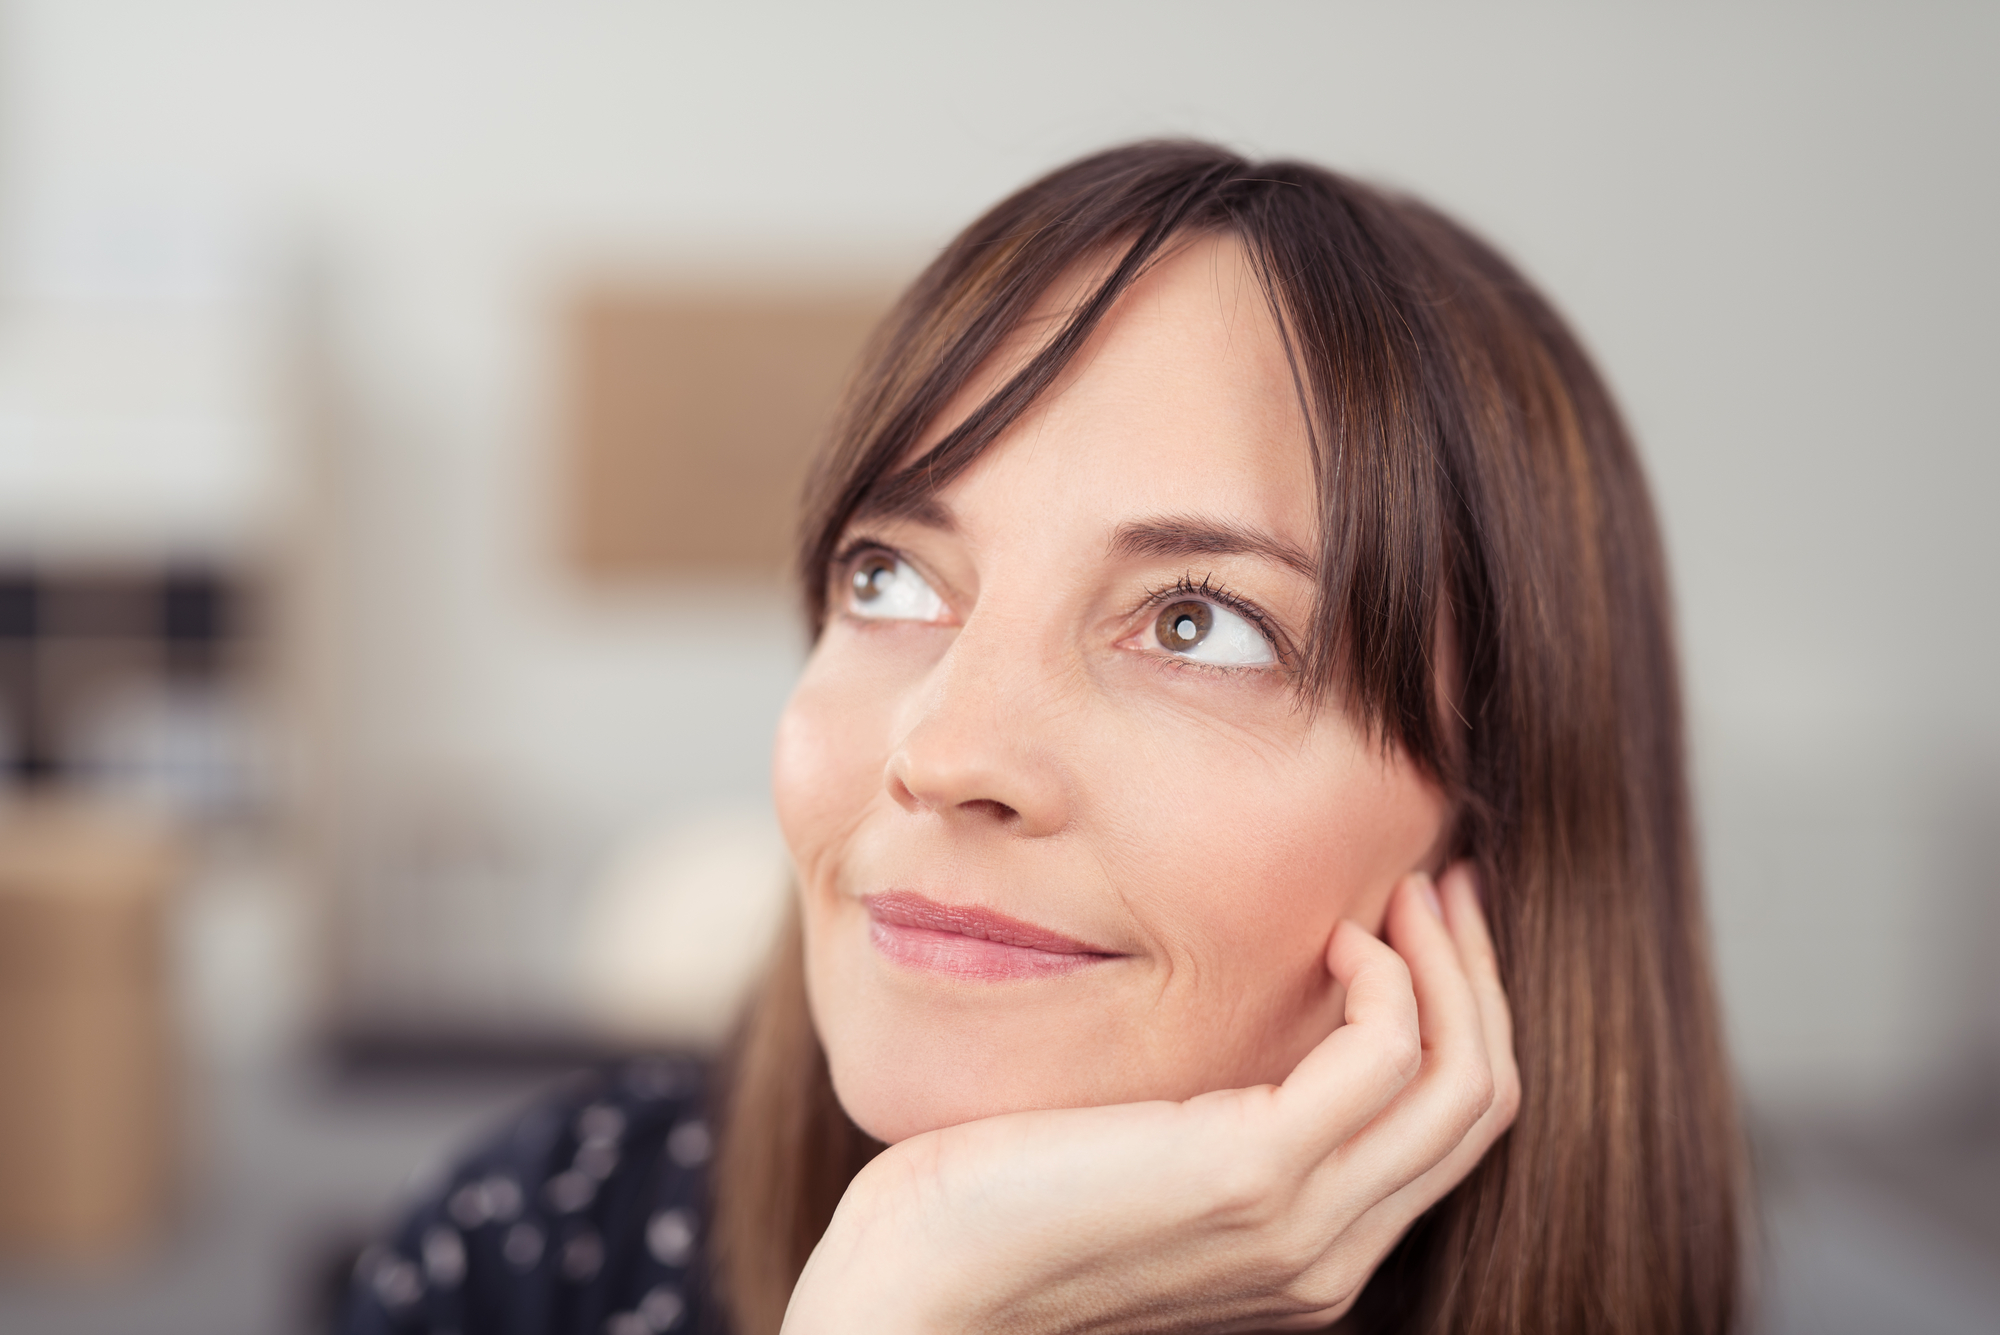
3, 0, 1993, 1107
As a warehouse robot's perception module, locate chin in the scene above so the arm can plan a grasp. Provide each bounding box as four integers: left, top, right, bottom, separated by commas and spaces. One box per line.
818, 1018, 1086, 1143
817, 1005, 1307, 1145
815, 996, 1157, 1144
832, 1060, 1156, 1145
830, 1067, 994, 1145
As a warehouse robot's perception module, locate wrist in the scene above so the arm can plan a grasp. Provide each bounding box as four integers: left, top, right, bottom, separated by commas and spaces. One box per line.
781, 1183, 966, 1335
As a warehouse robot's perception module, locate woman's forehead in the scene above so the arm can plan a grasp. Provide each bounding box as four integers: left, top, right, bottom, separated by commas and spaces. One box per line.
901, 234, 1318, 550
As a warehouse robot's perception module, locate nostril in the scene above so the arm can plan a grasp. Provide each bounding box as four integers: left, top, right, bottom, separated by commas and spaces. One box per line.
959, 798, 1019, 823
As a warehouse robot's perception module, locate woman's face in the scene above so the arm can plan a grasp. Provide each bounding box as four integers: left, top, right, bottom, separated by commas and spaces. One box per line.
773, 235, 1448, 1143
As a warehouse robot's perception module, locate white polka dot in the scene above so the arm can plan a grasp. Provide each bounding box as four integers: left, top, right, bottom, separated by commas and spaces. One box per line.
447, 1183, 489, 1228
576, 1140, 619, 1181
546, 1169, 596, 1213
503, 1221, 545, 1270
646, 1208, 696, 1267
483, 1174, 523, 1222
422, 1225, 467, 1288
562, 1229, 604, 1282
639, 1283, 686, 1331
666, 1120, 712, 1168
369, 1253, 424, 1308
578, 1103, 627, 1146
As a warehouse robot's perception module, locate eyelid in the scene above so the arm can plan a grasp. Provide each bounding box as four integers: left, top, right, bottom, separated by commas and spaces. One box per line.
831, 536, 893, 573
833, 536, 920, 583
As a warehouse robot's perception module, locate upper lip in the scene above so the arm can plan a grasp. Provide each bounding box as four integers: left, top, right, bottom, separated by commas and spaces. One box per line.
863, 891, 1120, 956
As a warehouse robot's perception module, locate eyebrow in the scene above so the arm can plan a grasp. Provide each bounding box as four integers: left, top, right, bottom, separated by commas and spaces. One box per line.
851, 489, 957, 531
1110, 516, 1317, 578
848, 495, 1316, 581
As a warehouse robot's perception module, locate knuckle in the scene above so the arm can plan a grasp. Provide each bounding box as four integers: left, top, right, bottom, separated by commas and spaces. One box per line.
1206, 1151, 1290, 1228
1491, 1062, 1523, 1127
1266, 1225, 1324, 1281
1281, 1264, 1360, 1319
1381, 1026, 1423, 1084
1458, 1062, 1496, 1124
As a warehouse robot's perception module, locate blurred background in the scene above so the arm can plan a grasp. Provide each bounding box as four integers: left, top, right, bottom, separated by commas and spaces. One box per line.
0, 2, 1992, 1332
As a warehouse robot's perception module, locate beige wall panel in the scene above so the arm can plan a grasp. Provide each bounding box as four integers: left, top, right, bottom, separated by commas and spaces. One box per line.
566, 292, 893, 581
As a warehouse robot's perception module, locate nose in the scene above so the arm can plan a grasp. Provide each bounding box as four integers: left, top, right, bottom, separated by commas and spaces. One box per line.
884, 619, 1075, 838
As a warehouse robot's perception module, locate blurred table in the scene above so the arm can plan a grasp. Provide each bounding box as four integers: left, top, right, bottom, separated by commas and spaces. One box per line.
0, 798, 180, 1256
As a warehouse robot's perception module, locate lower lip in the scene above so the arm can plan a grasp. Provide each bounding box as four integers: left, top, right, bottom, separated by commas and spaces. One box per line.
864, 897, 1118, 982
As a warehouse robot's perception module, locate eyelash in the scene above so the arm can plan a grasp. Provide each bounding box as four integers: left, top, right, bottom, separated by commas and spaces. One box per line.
833, 539, 899, 582
1133, 574, 1289, 670
830, 541, 1289, 669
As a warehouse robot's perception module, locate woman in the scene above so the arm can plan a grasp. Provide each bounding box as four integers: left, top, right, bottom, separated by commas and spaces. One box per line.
347, 141, 1744, 1335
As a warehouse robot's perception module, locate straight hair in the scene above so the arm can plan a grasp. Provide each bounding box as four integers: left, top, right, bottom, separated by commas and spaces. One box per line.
713, 141, 1745, 1335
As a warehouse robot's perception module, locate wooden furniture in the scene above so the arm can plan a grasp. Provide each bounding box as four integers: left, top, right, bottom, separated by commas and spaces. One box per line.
0, 799, 179, 1255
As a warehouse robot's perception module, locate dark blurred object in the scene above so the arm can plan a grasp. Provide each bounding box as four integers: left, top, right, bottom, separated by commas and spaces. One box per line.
0, 797, 182, 1255
0, 561, 251, 799
327, 1029, 635, 1079
308, 1233, 373, 1335
564, 290, 889, 581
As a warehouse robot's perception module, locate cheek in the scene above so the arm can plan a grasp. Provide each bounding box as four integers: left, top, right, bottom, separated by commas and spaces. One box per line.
772, 653, 884, 876
1117, 728, 1443, 1008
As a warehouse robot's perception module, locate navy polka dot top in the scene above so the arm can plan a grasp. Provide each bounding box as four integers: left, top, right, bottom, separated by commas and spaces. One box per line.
341, 1058, 728, 1335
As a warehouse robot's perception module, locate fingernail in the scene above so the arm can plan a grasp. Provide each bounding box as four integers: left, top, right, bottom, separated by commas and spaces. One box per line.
1418, 875, 1444, 920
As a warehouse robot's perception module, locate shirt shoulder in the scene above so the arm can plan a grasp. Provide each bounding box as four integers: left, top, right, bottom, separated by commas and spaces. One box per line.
341, 1057, 727, 1335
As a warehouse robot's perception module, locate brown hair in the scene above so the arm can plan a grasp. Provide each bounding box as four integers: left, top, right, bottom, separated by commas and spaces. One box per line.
713, 141, 1745, 1335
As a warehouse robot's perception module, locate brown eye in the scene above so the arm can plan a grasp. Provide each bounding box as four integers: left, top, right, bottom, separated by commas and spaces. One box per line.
1155, 600, 1212, 650
842, 551, 947, 622
851, 555, 896, 603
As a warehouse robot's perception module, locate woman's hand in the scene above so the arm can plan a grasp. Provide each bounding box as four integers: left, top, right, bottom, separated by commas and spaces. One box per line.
782, 863, 1520, 1335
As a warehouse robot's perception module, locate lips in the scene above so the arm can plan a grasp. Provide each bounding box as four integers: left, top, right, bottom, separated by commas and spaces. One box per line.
863, 891, 1120, 981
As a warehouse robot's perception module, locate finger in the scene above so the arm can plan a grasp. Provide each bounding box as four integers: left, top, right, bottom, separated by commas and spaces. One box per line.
1271, 917, 1421, 1158
1388, 870, 1486, 1067
1314, 872, 1495, 1196
1437, 862, 1519, 1133
1325, 866, 1519, 1241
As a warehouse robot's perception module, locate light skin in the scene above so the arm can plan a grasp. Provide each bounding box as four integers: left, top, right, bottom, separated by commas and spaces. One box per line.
771, 235, 1519, 1330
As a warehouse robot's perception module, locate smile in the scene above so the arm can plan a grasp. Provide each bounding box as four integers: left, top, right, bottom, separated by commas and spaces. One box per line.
863, 891, 1122, 981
